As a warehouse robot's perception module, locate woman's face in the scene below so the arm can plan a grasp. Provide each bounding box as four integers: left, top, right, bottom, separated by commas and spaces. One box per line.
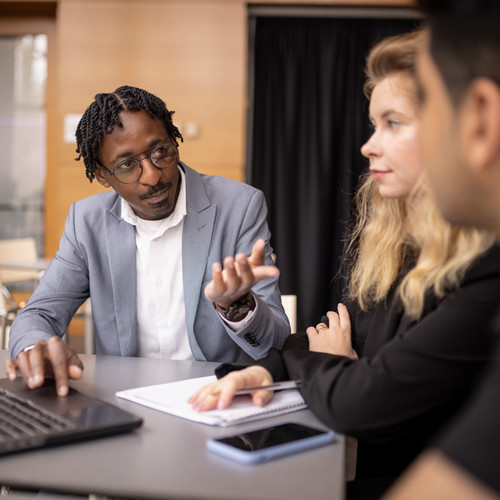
361, 73, 423, 200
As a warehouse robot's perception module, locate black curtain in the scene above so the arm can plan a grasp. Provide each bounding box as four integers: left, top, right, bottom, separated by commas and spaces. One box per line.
248, 15, 418, 331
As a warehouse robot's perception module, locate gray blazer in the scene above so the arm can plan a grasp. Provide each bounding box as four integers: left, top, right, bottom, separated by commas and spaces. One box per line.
9, 163, 290, 362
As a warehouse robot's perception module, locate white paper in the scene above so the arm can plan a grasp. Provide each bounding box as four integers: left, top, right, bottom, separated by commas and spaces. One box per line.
116, 375, 307, 427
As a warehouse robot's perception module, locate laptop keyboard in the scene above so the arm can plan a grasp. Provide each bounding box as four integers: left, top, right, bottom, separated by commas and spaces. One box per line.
0, 388, 76, 440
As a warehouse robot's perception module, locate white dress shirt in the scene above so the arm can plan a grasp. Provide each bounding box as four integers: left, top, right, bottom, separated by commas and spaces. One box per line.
121, 167, 256, 360
121, 168, 193, 360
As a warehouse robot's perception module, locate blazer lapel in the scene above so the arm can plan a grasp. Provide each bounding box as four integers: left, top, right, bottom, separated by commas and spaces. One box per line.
105, 199, 138, 356
182, 164, 215, 361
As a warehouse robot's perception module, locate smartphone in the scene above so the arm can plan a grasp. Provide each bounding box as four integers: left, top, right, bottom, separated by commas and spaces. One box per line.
206, 422, 335, 465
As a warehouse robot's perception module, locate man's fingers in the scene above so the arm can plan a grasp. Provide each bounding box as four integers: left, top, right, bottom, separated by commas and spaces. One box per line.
45, 337, 82, 396
234, 253, 253, 282
4, 338, 83, 397
222, 257, 240, 289
15, 350, 40, 390
5, 358, 18, 381
251, 265, 280, 281
205, 240, 276, 306
47, 338, 72, 396
26, 347, 47, 389
204, 262, 223, 298
68, 355, 84, 380
71, 352, 84, 371
249, 238, 266, 266
208, 257, 248, 307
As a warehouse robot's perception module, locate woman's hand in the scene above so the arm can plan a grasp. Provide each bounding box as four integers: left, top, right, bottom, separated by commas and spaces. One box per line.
188, 366, 274, 411
306, 304, 358, 359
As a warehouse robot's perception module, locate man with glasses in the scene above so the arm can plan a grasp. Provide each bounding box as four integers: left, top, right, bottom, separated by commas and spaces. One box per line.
5, 86, 290, 396
383, 1, 500, 499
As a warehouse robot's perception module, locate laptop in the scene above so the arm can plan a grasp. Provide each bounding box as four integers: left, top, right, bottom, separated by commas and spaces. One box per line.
0, 377, 143, 456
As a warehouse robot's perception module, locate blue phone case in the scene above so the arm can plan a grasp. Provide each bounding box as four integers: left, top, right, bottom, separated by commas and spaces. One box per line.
206, 422, 335, 465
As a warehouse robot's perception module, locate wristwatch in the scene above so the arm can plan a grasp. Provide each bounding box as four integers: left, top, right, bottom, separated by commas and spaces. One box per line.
214, 293, 256, 322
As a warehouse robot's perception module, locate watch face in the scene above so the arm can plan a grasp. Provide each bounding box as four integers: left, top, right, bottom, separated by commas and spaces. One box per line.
226, 304, 252, 321
215, 293, 255, 321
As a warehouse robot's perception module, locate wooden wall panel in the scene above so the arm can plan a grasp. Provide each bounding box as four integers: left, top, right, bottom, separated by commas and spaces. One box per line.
0, 0, 416, 256
52, 0, 247, 255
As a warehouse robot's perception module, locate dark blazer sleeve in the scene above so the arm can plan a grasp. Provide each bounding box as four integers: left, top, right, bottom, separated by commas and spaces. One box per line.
280, 246, 500, 442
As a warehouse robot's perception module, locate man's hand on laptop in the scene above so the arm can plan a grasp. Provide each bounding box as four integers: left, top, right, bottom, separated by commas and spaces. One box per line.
5, 336, 84, 397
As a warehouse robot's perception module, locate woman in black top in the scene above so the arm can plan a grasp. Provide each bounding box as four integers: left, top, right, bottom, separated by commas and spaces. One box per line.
190, 31, 500, 499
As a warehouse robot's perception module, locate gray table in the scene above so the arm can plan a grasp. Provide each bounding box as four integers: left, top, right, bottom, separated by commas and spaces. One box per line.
0, 351, 345, 499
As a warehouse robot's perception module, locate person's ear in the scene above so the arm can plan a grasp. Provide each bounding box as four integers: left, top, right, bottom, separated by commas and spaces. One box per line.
94, 165, 111, 188
460, 78, 500, 172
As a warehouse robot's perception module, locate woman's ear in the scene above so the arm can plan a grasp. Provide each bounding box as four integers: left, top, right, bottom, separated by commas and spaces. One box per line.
94, 166, 111, 188
459, 78, 500, 173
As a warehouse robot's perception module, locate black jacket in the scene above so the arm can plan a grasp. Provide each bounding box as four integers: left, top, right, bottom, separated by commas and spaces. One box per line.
217, 244, 500, 480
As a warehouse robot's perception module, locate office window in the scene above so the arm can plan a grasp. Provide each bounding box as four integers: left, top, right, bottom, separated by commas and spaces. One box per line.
0, 34, 46, 256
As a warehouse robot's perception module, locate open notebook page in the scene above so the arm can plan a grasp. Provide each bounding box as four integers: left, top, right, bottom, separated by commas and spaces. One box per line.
116, 375, 307, 427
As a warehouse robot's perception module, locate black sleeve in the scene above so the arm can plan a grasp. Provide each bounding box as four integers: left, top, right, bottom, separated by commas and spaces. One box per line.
436, 329, 500, 494
213, 348, 289, 380
280, 251, 500, 442
214, 334, 308, 381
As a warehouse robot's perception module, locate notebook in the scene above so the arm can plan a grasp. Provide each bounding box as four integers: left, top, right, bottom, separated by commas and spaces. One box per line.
116, 375, 308, 427
0, 377, 143, 456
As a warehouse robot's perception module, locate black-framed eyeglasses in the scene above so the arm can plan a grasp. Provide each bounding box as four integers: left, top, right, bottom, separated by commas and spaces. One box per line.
97, 141, 179, 184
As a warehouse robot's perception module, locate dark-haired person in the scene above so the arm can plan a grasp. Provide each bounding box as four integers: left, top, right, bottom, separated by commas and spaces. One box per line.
382, 1, 500, 499
5, 86, 290, 396
189, 31, 500, 500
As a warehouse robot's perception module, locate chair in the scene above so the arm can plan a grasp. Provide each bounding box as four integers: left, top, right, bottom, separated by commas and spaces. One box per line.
281, 294, 297, 333
0, 238, 95, 354
271, 254, 298, 333
0, 237, 41, 289
0, 278, 21, 350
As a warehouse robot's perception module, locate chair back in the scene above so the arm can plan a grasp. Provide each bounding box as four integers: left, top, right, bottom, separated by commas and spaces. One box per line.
0, 237, 40, 285
0, 281, 7, 311
281, 294, 297, 333
0, 276, 21, 349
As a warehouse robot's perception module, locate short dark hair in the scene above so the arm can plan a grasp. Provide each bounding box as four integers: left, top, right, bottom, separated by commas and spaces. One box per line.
75, 85, 183, 182
418, 0, 500, 104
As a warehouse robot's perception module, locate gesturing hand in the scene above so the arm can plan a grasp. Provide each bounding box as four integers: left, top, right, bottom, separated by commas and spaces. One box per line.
306, 304, 358, 359
204, 239, 279, 308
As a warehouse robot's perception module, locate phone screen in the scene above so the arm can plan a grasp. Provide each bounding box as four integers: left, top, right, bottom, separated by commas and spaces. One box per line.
214, 422, 328, 451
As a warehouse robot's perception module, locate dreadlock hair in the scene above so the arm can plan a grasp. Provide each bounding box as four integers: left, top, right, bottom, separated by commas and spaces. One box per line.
75, 85, 183, 182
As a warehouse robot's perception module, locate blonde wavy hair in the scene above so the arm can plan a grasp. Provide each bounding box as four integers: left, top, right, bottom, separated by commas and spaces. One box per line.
345, 31, 496, 319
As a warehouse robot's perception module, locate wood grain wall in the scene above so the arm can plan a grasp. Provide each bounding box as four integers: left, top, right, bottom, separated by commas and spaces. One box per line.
0, 0, 416, 257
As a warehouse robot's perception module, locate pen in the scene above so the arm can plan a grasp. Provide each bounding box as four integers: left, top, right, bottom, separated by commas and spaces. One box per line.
234, 380, 302, 396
